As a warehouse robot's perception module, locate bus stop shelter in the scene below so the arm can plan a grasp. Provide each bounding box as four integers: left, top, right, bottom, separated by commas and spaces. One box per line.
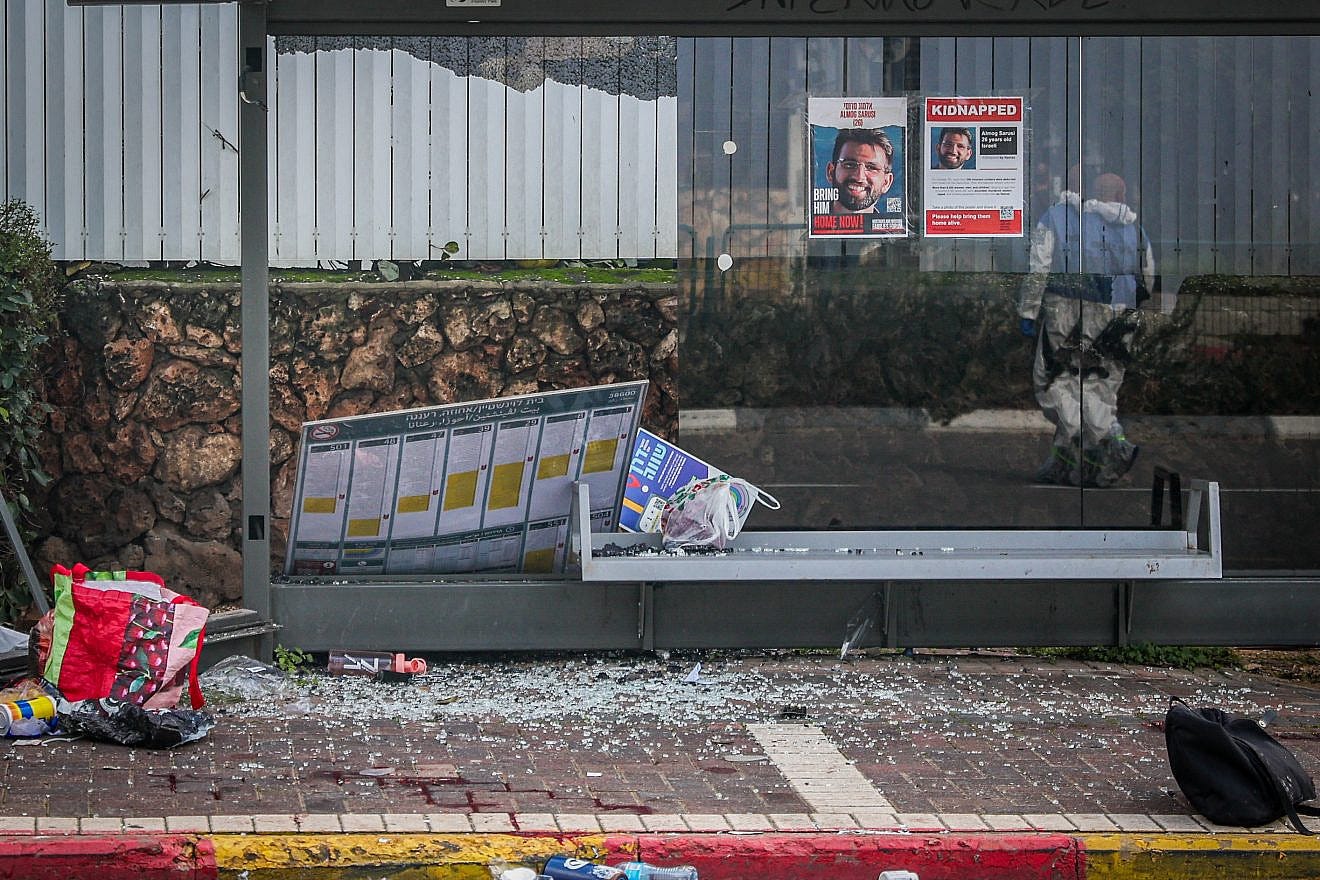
66, 0, 1320, 654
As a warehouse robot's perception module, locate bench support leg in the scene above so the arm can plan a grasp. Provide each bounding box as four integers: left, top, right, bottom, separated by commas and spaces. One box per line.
883, 582, 897, 649
638, 582, 655, 650
1117, 580, 1135, 647
1151, 467, 1183, 528
841, 584, 893, 659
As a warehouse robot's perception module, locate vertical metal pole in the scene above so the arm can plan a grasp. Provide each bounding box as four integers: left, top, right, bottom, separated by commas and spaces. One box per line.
238, 1, 272, 655
0, 494, 48, 614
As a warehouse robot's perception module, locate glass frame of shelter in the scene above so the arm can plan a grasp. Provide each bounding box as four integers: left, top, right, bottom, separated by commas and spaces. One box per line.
192, 0, 1320, 587
674, 33, 1319, 573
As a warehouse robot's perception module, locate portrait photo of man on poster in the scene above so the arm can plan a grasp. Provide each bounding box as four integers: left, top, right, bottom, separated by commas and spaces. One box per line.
931, 126, 976, 170
808, 96, 908, 238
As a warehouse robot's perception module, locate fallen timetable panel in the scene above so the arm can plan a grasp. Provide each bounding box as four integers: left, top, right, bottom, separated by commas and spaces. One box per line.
285, 382, 648, 577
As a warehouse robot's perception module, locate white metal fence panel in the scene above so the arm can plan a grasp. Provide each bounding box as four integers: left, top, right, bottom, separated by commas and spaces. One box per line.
45, 0, 84, 260
199, 4, 239, 263
429, 40, 469, 261
1297, 38, 1320, 275
504, 38, 545, 261
465, 41, 506, 261
260, 35, 278, 261
581, 72, 621, 258
1171, 38, 1217, 279
9, 8, 1314, 276
1210, 36, 1253, 275
314, 44, 354, 262
84, 5, 125, 261
655, 95, 678, 257
272, 42, 315, 262
123, 5, 162, 261
392, 44, 431, 261
165, 6, 202, 260
618, 89, 655, 258
9, 0, 45, 230
542, 45, 585, 259
353, 44, 393, 261
1252, 35, 1291, 277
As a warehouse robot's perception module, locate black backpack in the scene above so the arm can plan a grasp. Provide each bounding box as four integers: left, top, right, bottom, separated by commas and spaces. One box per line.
1165, 697, 1320, 834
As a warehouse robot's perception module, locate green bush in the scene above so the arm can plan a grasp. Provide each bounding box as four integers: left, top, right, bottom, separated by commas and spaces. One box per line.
0, 200, 63, 622
683, 262, 1320, 417
1027, 644, 1241, 671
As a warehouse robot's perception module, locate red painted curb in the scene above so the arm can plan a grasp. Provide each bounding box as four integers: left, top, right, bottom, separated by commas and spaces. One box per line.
606, 833, 1082, 880
0, 834, 216, 880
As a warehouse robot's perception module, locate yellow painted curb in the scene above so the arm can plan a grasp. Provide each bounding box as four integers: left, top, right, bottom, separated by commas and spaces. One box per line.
213, 833, 613, 880
1082, 833, 1320, 880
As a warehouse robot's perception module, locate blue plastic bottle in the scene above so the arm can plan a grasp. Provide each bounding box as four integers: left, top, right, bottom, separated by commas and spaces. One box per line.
613, 862, 699, 880
542, 855, 627, 880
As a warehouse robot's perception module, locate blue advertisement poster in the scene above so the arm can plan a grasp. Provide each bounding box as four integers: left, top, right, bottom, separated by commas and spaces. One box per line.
620, 429, 725, 533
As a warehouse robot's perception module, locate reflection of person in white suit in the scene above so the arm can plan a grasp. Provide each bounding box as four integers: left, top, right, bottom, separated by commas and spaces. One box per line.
1018, 171, 1155, 487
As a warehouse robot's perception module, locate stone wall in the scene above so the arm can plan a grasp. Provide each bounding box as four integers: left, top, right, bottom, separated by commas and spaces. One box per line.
35, 280, 678, 608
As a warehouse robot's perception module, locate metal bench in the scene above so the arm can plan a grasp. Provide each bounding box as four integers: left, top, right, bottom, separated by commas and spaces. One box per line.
571, 476, 1222, 656
267, 475, 1228, 654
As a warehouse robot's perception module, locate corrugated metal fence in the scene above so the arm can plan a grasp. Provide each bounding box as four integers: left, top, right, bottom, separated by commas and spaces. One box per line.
1, 1, 678, 263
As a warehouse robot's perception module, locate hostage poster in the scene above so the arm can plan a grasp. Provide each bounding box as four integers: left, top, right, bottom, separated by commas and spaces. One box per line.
922, 96, 1025, 237
808, 97, 908, 239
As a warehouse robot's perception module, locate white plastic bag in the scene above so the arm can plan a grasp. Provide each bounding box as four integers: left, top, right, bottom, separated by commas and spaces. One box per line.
660, 474, 779, 550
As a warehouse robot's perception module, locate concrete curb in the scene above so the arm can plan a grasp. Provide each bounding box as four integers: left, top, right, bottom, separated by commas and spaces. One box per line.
0, 833, 214, 879
1080, 833, 1320, 879
2, 830, 1320, 879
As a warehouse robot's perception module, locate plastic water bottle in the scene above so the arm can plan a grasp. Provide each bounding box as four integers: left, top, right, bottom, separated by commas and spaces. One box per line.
542, 855, 626, 879
327, 650, 427, 678
614, 863, 699, 880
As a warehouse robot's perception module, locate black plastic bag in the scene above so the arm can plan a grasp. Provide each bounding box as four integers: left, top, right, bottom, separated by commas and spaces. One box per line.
58, 697, 214, 748
1165, 697, 1320, 833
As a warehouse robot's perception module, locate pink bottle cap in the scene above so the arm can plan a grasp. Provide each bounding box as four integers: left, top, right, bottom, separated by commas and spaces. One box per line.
392, 654, 427, 674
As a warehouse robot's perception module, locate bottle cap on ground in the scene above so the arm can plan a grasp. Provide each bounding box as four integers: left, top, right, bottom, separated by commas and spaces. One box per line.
392, 654, 427, 674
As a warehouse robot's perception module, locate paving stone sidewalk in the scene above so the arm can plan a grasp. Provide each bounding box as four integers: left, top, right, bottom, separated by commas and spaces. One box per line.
2, 650, 1318, 834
